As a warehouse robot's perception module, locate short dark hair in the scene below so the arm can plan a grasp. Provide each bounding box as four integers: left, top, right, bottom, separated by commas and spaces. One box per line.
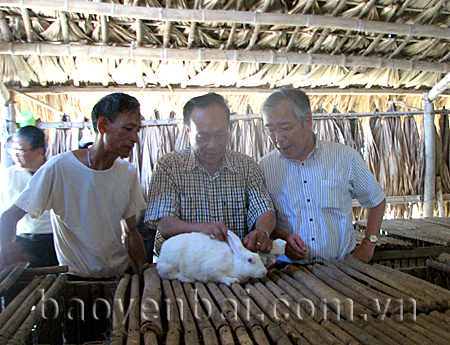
91, 93, 141, 133
261, 88, 311, 123
183, 93, 230, 127
14, 125, 46, 151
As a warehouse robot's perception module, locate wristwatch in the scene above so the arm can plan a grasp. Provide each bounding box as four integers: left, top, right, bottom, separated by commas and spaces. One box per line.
363, 234, 378, 244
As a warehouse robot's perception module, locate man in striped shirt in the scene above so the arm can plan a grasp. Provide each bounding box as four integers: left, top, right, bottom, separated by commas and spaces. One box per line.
258, 88, 386, 264
145, 93, 276, 255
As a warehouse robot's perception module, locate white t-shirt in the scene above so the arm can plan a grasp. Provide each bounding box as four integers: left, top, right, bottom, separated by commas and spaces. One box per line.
0, 165, 52, 236
14, 151, 146, 278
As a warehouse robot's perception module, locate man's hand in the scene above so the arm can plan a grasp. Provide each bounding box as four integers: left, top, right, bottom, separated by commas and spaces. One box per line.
243, 229, 273, 253
1, 242, 33, 267
285, 234, 308, 260
350, 240, 375, 263
199, 222, 229, 242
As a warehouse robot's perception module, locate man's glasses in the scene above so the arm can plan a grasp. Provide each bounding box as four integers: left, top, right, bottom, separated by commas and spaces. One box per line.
264, 121, 302, 137
7, 148, 36, 156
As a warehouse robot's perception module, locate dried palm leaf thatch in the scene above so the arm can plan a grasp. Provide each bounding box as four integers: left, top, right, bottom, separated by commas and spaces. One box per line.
337, 67, 367, 88
362, 68, 399, 88
379, 3, 399, 21
403, 71, 443, 89
240, 64, 291, 87
92, 22, 136, 43
233, 27, 254, 48
186, 61, 227, 86
59, 56, 80, 86
413, 0, 447, 24
187, 27, 223, 47
257, 31, 289, 49
375, 37, 398, 53
112, 59, 141, 85
276, 64, 310, 87
40, 17, 91, 42
365, 116, 381, 179
342, 35, 370, 52
293, 30, 316, 49
26, 56, 67, 86
290, 0, 322, 14
228, 120, 240, 153
184, 60, 207, 78
350, 116, 365, 155
130, 21, 162, 45
299, 65, 348, 88
75, 57, 113, 86
77, 18, 95, 37
319, 33, 340, 51
174, 124, 189, 152
141, 61, 159, 85
0, 55, 38, 85
31, 17, 51, 36
438, 114, 450, 168
217, 62, 260, 86
341, 1, 380, 21
156, 23, 188, 47
154, 60, 190, 86
322, 0, 346, 13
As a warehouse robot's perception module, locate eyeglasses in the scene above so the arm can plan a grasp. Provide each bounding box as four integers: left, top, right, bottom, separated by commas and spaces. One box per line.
264, 121, 302, 137
7, 147, 36, 156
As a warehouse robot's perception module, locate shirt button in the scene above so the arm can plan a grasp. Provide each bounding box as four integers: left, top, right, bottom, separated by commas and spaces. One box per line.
302, 163, 304, 166
313, 257, 316, 260
307, 199, 310, 202
309, 218, 313, 221
304, 180, 307, 183
312, 238, 315, 241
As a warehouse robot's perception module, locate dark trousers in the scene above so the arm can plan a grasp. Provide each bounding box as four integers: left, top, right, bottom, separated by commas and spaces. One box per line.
15, 233, 58, 268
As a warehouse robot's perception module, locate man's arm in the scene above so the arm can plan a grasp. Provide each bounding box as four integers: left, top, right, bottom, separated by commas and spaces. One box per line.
158, 217, 229, 242
124, 216, 150, 275
0, 204, 30, 265
351, 198, 386, 263
271, 228, 308, 261
243, 211, 275, 253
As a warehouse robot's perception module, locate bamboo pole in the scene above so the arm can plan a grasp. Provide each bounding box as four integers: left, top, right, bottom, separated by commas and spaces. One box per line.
423, 93, 436, 218
126, 275, 141, 345
21, 265, 69, 277
1, 42, 449, 73
110, 274, 131, 345
0, 261, 29, 295
4, 0, 450, 40
183, 282, 219, 345
171, 280, 200, 345
0, 275, 43, 330
162, 279, 181, 345
141, 267, 163, 340
8, 275, 67, 345
194, 282, 234, 345
0, 274, 56, 345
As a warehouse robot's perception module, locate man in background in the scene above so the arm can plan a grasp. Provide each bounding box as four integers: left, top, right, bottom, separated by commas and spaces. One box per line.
0, 93, 149, 278
0, 125, 58, 267
145, 93, 276, 255
259, 88, 386, 263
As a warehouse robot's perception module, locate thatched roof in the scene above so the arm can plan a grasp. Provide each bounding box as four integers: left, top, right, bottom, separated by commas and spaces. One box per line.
2, 0, 450, 95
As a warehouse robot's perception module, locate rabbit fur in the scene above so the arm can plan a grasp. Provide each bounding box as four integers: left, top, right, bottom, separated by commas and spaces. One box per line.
157, 230, 267, 286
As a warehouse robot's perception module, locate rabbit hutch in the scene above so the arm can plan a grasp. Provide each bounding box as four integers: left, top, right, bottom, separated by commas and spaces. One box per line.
3, 0, 450, 343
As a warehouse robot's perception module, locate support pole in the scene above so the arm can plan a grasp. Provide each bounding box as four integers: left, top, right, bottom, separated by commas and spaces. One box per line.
423, 93, 436, 218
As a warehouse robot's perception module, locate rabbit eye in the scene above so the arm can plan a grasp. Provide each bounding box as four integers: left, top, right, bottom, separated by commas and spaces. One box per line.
248, 258, 254, 264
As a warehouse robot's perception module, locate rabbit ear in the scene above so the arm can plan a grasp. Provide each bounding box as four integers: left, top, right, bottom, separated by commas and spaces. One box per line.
227, 230, 244, 254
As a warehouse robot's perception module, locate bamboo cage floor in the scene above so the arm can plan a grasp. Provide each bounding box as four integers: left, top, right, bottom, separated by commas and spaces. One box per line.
355, 217, 450, 246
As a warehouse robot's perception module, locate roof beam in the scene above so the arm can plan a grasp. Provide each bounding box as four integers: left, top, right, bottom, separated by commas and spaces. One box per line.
1, 42, 448, 73
3, 0, 450, 40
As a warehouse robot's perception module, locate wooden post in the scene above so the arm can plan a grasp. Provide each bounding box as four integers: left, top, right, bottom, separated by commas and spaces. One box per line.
0, 81, 14, 169
423, 93, 436, 218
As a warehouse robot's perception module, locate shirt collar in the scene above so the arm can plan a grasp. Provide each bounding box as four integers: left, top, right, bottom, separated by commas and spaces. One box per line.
184, 147, 236, 174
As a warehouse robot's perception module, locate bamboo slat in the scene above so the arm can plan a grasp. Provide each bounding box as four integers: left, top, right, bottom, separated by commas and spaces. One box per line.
110, 274, 131, 345
127, 274, 141, 345
0, 262, 29, 295
141, 267, 163, 340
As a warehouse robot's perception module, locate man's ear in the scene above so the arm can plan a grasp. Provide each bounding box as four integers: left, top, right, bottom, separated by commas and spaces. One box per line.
97, 117, 109, 135
304, 113, 313, 132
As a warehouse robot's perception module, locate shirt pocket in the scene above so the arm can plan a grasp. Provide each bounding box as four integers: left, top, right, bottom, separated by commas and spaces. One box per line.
318, 180, 352, 212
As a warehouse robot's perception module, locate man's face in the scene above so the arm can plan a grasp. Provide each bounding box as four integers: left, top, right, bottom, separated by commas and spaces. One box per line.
263, 99, 313, 161
9, 137, 43, 172
102, 111, 141, 158
187, 104, 229, 170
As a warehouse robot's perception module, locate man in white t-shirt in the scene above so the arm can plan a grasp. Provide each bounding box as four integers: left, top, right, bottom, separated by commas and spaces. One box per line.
0, 93, 149, 279
0, 126, 58, 267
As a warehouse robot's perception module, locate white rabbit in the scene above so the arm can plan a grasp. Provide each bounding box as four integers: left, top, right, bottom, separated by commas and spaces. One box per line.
157, 230, 267, 286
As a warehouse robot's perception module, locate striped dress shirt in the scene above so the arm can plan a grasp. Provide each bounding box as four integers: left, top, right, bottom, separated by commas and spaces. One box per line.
258, 140, 386, 264
145, 147, 275, 254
